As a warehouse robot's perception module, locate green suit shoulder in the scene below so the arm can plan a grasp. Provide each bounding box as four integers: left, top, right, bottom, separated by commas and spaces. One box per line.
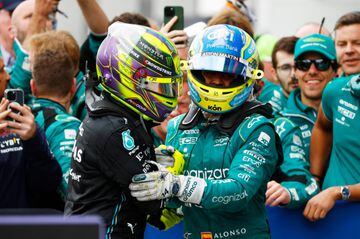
273, 117, 298, 140
32, 99, 80, 199
237, 114, 274, 142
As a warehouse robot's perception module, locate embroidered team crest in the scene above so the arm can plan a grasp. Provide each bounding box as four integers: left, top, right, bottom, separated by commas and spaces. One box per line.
122, 129, 135, 150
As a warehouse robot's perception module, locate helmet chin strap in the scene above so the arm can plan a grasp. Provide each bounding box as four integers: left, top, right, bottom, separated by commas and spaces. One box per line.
247, 88, 256, 101
201, 110, 220, 122
190, 98, 219, 121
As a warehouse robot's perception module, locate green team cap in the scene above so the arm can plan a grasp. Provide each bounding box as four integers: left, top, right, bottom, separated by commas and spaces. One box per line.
294, 33, 336, 60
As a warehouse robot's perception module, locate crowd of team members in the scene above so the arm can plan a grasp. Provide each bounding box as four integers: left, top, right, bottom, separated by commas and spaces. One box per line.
0, 0, 359, 238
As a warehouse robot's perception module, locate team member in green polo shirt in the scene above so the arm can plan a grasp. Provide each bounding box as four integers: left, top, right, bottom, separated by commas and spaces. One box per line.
304, 11, 360, 222
256, 33, 283, 113
281, 33, 337, 161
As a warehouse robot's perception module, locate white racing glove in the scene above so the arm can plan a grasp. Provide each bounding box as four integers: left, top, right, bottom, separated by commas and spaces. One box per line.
155, 145, 185, 175
129, 162, 207, 205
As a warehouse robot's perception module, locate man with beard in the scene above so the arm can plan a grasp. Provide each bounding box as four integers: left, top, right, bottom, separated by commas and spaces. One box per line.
263, 36, 299, 114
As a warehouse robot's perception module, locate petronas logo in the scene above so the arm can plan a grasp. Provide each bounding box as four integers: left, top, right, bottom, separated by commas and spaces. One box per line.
122, 129, 135, 151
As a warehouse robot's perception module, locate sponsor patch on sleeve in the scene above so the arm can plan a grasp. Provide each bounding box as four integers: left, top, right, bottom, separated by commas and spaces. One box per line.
257, 132, 270, 146
305, 178, 318, 195
64, 129, 77, 140
292, 134, 302, 146
288, 188, 300, 201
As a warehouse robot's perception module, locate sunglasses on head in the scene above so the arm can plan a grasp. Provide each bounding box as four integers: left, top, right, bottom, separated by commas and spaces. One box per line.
295, 58, 334, 72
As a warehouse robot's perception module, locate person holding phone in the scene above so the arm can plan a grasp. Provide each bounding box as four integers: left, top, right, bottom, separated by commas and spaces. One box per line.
161, 6, 189, 60
0, 56, 62, 209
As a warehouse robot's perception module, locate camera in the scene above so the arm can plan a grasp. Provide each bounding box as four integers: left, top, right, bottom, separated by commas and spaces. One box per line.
6, 91, 16, 101
4, 89, 24, 122
4, 89, 24, 106
165, 7, 175, 17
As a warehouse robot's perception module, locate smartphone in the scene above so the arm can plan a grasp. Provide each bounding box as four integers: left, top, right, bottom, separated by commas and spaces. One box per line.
4, 89, 24, 119
164, 6, 184, 31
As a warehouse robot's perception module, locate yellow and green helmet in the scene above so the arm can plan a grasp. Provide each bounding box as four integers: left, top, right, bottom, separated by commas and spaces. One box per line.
187, 24, 263, 114
96, 22, 183, 122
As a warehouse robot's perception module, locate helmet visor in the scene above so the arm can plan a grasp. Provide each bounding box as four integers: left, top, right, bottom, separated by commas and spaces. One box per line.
140, 76, 182, 98
190, 70, 249, 89
188, 54, 254, 78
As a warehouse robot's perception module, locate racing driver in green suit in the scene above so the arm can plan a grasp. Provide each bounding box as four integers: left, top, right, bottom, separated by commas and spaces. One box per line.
129, 25, 282, 239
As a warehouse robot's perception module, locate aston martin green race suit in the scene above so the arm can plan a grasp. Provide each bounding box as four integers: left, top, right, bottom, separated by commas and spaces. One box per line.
273, 117, 319, 208
281, 88, 317, 161
32, 98, 81, 198
165, 103, 281, 239
257, 78, 286, 114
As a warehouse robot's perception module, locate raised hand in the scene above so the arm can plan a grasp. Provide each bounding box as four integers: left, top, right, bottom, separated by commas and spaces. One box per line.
160, 16, 189, 50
